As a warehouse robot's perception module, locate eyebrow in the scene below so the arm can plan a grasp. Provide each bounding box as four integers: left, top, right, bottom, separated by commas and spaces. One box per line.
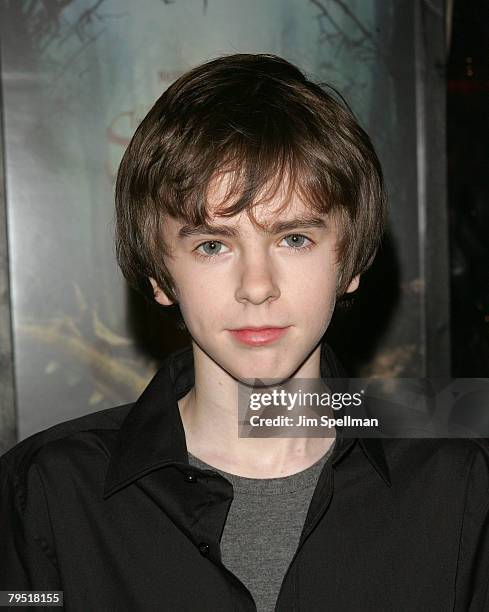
177, 216, 327, 239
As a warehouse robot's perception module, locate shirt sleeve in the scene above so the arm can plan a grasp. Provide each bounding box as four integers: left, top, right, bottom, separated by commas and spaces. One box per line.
454, 442, 489, 611
0, 456, 62, 590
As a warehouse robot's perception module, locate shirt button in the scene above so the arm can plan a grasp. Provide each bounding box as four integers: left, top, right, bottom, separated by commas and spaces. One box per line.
185, 472, 197, 483
198, 542, 210, 555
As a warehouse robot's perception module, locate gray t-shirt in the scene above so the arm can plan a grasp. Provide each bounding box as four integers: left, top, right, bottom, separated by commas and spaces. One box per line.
188, 440, 336, 612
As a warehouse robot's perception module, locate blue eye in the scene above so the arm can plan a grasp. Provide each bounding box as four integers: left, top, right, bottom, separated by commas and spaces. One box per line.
194, 234, 314, 262
201, 241, 222, 255
195, 240, 229, 259
282, 234, 313, 250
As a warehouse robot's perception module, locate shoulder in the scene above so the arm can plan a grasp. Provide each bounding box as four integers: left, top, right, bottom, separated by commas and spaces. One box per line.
0, 403, 134, 481
382, 436, 489, 456
0, 405, 133, 572
382, 437, 489, 495
382, 436, 489, 466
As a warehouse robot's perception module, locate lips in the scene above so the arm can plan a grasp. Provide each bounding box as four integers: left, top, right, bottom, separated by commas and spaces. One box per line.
228, 326, 290, 347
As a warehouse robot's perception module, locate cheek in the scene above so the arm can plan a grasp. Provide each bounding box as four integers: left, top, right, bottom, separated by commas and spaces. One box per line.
176, 265, 218, 303
176, 277, 224, 333
289, 260, 339, 309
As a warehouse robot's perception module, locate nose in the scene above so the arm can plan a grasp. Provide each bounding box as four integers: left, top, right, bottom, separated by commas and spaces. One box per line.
235, 251, 281, 305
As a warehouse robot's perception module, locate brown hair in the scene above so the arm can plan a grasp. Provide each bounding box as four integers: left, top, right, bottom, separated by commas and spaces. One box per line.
115, 53, 386, 324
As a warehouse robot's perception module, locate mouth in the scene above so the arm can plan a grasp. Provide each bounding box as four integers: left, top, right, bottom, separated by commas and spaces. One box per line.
227, 326, 290, 347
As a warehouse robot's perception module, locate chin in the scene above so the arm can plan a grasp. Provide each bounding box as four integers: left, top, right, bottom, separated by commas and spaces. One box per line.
227, 357, 303, 386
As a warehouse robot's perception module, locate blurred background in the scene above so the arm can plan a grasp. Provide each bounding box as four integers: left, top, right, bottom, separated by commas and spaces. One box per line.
0, 0, 487, 452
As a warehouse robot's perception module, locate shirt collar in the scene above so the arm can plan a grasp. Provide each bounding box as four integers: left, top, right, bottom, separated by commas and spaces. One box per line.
103, 339, 391, 499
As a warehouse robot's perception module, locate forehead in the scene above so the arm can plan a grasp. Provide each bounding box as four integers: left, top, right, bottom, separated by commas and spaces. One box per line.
162, 169, 337, 240
204, 169, 319, 225
163, 206, 336, 245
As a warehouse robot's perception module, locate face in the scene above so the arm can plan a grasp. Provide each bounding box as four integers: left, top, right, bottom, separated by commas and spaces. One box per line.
150, 175, 359, 383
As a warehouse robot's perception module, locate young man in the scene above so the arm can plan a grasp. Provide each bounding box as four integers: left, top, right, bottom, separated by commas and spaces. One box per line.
1, 54, 488, 611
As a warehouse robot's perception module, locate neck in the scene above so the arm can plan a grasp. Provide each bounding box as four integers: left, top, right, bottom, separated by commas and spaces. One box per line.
178, 341, 335, 478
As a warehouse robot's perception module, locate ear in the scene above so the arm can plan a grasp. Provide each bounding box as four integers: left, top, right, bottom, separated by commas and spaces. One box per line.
344, 274, 360, 294
149, 277, 174, 306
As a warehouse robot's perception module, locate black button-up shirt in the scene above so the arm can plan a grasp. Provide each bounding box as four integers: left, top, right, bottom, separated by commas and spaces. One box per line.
1, 341, 489, 611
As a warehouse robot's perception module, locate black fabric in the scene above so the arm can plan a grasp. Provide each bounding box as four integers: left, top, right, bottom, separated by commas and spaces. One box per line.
1, 339, 489, 611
